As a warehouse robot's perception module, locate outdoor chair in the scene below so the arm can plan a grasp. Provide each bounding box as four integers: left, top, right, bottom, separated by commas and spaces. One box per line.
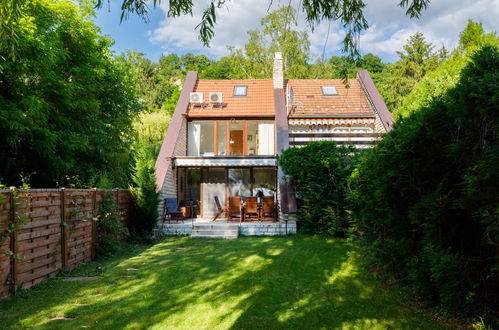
227, 196, 243, 222
162, 198, 185, 223
212, 196, 228, 221
260, 196, 277, 221
244, 196, 259, 221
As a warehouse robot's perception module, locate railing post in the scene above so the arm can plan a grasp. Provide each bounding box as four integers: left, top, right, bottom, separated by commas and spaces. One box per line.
9, 187, 17, 294
60, 188, 68, 269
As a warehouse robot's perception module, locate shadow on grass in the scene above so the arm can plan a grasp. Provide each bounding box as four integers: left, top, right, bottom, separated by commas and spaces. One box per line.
0, 235, 445, 329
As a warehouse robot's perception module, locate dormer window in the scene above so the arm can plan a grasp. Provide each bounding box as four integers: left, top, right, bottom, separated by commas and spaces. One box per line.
321, 86, 338, 96
233, 85, 248, 97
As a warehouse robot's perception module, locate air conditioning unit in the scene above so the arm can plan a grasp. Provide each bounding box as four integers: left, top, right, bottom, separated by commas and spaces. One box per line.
189, 92, 203, 103
209, 92, 223, 103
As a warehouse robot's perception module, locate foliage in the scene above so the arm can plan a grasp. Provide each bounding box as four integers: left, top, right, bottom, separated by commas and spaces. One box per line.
0, 236, 455, 329
279, 142, 359, 236
129, 111, 170, 240
373, 32, 441, 111
0, 0, 141, 188
92, 0, 430, 65
228, 6, 310, 79
349, 46, 499, 320
0, 181, 31, 259
394, 20, 499, 119
94, 192, 127, 257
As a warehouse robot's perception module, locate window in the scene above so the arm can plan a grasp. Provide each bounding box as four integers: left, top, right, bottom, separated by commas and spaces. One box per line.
233, 85, 248, 97
321, 86, 338, 96
188, 121, 214, 156
188, 120, 275, 156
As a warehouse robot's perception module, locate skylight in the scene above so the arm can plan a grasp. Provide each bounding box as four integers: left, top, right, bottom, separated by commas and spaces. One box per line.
233, 85, 248, 97
321, 86, 338, 96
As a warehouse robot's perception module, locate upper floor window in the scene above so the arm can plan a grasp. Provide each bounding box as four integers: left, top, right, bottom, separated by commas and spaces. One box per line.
321, 86, 338, 96
233, 85, 248, 97
188, 120, 275, 156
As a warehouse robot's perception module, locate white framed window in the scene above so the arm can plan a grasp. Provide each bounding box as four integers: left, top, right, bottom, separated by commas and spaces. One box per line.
321, 86, 338, 96
233, 85, 248, 97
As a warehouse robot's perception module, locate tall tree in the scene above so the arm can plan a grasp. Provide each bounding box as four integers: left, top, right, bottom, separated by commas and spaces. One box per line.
0, 0, 140, 187
396, 32, 438, 80
228, 6, 310, 79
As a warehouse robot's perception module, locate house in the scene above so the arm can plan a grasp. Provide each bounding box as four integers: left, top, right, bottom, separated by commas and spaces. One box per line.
155, 53, 393, 236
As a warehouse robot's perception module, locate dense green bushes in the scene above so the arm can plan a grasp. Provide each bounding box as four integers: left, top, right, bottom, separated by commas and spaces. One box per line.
0, 0, 140, 188
278, 142, 359, 236
350, 46, 499, 319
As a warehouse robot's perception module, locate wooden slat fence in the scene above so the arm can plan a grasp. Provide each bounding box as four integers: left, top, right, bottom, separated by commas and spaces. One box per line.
0, 188, 133, 300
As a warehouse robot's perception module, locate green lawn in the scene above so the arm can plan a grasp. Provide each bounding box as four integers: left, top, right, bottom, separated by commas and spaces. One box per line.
0, 235, 453, 329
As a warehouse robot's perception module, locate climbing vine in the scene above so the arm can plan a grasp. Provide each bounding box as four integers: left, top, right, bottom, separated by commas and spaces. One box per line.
0, 181, 31, 259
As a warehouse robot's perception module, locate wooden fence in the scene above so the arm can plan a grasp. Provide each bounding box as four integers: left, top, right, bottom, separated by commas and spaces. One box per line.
0, 188, 133, 300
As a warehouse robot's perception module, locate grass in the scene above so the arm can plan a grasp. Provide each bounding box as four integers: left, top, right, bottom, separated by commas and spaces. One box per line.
0, 235, 454, 329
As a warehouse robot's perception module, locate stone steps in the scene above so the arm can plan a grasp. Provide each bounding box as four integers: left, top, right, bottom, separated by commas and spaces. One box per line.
191, 224, 239, 239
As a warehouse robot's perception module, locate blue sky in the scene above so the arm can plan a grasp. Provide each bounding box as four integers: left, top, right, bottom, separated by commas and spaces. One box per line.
92, 0, 499, 63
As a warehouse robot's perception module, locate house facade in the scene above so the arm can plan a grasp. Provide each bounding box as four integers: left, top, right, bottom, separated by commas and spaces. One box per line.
155, 53, 393, 234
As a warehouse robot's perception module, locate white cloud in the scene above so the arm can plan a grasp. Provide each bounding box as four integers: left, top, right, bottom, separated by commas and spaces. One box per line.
148, 0, 499, 62
360, 0, 499, 61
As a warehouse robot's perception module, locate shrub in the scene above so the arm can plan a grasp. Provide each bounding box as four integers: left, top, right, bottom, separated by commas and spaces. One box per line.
349, 46, 499, 320
130, 150, 159, 241
95, 192, 128, 257
278, 142, 359, 236
129, 111, 169, 241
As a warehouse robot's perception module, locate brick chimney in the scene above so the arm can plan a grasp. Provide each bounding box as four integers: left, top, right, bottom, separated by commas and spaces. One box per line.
273, 52, 283, 89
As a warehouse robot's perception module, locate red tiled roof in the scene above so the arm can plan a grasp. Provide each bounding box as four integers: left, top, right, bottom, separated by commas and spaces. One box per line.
188, 79, 275, 117
285, 79, 373, 117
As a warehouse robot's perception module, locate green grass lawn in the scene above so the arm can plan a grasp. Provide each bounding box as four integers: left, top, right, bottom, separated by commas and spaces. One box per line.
0, 235, 454, 329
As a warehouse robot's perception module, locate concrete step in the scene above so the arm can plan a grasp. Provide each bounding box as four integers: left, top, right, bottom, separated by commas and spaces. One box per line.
192, 229, 238, 236
191, 226, 239, 239
192, 224, 240, 231
191, 233, 239, 239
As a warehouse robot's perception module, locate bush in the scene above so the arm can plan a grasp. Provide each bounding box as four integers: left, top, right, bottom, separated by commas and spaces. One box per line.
349, 46, 499, 320
130, 150, 159, 242
278, 142, 359, 236
95, 192, 128, 257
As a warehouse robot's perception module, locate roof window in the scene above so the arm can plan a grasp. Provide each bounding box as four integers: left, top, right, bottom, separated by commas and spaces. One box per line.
321, 86, 338, 96
233, 85, 248, 97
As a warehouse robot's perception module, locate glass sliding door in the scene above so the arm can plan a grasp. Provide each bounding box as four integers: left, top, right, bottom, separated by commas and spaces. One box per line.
257, 121, 275, 155
253, 167, 276, 197
201, 168, 226, 217
188, 121, 214, 156
228, 168, 251, 197
217, 122, 227, 155
229, 121, 244, 155
178, 168, 201, 217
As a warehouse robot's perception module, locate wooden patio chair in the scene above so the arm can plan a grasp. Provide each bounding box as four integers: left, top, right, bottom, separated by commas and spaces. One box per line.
244, 196, 259, 221
162, 198, 185, 223
227, 196, 243, 222
212, 196, 228, 221
260, 196, 277, 221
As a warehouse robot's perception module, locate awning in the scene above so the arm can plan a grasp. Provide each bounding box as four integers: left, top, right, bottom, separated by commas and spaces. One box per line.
174, 156, 276, 167
289, 118, 375, 126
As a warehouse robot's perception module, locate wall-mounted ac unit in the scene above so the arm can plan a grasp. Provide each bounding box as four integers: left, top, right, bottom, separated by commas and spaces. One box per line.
209, 92, 223, 103
189, 92, 203, 103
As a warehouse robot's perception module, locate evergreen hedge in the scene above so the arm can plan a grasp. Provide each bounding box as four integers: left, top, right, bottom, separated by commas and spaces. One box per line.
350, 46, 498, 319
278, 142, 359, 236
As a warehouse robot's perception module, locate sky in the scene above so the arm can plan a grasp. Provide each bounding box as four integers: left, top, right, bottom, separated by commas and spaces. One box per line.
93, 0, 499, 63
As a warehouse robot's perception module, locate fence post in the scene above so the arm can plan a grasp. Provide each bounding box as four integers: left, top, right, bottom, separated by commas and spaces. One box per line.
60, 188, 68, 269
9, 187, 17, 294
91, 188, 97, 259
